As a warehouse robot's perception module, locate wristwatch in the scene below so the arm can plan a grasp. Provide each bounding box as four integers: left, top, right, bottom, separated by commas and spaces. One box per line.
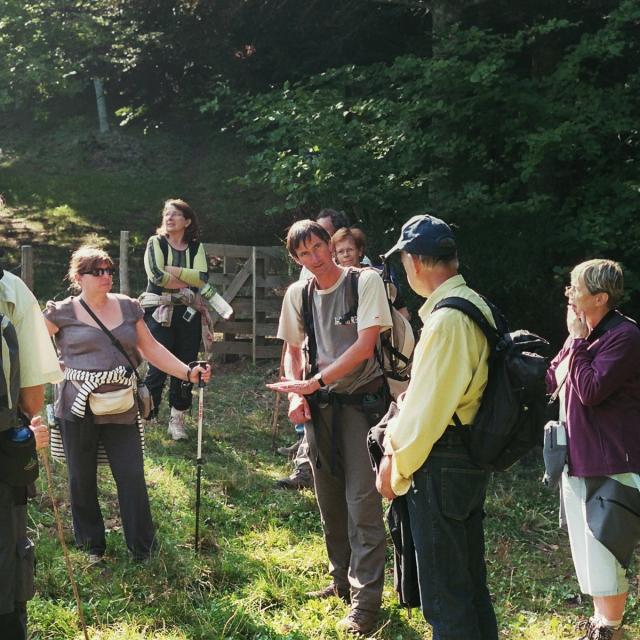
314, 372, 327, 388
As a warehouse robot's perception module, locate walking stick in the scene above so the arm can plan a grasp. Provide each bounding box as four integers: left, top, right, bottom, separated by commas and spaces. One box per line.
270, 342, 286, 450
194, 365, 206, 554
40, 452, 90, 640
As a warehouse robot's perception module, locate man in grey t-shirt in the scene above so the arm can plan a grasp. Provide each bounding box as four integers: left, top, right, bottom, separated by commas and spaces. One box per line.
268, 220, 392, 636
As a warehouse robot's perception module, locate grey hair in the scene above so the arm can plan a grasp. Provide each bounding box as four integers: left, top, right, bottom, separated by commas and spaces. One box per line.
571, 259, 624, 309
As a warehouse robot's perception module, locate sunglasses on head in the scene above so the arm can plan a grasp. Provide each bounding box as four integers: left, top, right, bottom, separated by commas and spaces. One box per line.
82, 268, 116, 277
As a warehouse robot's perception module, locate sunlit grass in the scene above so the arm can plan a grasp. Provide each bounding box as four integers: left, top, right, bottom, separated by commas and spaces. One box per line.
26, 361, 640, 639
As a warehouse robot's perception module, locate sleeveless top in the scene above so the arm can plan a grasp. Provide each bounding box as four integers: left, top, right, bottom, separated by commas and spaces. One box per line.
44, 295, 144, 424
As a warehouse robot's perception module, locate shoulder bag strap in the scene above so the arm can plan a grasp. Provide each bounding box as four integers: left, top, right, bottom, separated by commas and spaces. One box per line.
78, 298, 141, 382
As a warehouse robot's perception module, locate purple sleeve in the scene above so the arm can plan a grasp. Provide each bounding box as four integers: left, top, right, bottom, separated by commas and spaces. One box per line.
569, 327, 640, 406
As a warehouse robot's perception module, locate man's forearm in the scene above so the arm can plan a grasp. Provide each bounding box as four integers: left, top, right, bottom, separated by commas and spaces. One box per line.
18, 385, 45, 418
284, 344, 304, 380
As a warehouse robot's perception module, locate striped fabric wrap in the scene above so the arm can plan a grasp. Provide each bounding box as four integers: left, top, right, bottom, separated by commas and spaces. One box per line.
50, 366, 145, 466
64, 365, 134, 418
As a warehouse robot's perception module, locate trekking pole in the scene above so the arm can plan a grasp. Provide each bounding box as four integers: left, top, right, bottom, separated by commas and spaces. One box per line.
270, 342, 286, 450
193, 361, 208, 554
39, 452, 90, 640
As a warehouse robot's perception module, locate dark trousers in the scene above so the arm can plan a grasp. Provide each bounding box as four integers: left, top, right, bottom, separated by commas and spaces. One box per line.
0, 484, 32, 640
60, 417, 155, 558
143, 307, 202, 414
305, 400, 386, 612
406, 440, 497, 640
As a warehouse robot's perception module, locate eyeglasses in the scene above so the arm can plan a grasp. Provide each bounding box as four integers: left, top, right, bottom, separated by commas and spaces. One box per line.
82, 268, 116, 277
336, 248, 356, 256
565, 284, 602, 296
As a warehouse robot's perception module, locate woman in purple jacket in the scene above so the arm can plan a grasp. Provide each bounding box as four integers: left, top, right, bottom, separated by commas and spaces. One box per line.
547, 259, 640, 640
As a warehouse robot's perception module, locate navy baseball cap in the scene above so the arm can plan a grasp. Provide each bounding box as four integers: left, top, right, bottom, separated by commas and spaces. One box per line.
383, 214, 456, 260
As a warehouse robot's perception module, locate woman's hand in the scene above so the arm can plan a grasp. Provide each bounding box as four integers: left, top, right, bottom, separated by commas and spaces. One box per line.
188, 363, 212, 384
567, 306, 588, 339
29, 415, 49, 450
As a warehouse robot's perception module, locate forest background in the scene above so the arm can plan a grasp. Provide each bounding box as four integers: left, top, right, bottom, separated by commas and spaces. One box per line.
1, 2, 640, 639
1, 0, 639, 345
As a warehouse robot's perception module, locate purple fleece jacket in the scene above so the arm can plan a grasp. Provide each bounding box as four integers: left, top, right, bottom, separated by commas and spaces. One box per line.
546, 312, 640, 477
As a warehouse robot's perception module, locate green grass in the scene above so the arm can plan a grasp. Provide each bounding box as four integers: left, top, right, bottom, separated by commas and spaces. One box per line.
28, 360, 640, 639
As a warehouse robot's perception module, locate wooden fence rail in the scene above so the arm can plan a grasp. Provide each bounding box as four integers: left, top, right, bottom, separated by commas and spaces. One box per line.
18, 238, 293, 363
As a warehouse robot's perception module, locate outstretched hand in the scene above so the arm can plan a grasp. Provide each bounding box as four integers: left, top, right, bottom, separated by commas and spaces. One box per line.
266, 376, 321, 397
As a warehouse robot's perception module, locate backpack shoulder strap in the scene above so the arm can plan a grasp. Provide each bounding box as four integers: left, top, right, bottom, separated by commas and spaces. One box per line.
345, 267, 360, 315
157, 235, 169, 263
433, 296, 500, 347
187, 239, 200, 269
301, 277, 317, 378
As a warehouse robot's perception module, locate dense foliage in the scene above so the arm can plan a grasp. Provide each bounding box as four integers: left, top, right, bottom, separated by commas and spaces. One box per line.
235, 1, 640, 341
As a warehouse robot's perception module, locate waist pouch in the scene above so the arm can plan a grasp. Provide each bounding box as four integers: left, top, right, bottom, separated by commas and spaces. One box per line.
0, 432, 39, 486
72, 381, 135, 416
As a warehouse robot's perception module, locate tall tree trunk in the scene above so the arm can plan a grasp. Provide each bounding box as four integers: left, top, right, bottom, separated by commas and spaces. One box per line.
93, 78, 110, 134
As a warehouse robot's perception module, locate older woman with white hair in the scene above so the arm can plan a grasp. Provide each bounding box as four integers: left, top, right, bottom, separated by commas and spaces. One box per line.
547, 259, 640, 640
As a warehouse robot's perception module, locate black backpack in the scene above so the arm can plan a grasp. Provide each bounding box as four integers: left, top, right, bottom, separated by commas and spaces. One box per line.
433, 296, 550, 471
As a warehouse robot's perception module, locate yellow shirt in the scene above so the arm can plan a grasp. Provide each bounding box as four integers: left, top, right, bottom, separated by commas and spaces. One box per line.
385, 274, 494, 495
0, 271, 63, 388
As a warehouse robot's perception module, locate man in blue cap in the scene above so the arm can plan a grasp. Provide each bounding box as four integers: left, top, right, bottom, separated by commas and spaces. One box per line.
377, 214, 498, 640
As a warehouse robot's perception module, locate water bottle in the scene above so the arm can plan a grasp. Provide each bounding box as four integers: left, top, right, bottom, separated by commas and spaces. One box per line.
5, 425, 33, 444
200, 283, 233, 320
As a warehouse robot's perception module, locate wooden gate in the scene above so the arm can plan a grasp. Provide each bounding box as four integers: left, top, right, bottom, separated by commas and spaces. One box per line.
203, 243, 293, 363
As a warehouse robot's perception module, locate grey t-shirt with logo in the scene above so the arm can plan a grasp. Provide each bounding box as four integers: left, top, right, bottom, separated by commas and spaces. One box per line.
278, 268, 393, 394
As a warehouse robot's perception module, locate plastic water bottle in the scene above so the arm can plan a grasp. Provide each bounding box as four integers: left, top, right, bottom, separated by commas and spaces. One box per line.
200, 283, 233, 320
5, 425, 32, 444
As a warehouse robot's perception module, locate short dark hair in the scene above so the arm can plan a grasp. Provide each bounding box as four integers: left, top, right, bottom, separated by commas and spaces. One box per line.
286, 220, 331, 258
316, 208, 350, 231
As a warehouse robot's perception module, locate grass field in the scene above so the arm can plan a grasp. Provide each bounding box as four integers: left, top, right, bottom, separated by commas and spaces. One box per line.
28, 360, 640, 639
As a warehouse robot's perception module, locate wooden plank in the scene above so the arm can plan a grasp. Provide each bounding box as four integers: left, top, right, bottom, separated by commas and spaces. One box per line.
119, 231, 130, 296
232, 298, 283, 314
203, 243, 253, 259
20, 246, 33, 291
210, 258, 254, 325
207, 273, 290, 291
252, 246, 257, 364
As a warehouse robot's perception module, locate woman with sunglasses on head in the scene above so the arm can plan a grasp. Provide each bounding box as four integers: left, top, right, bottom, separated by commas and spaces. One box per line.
43, 245, 211, 563
546, 259, 640, 640
141, 198, 211, 440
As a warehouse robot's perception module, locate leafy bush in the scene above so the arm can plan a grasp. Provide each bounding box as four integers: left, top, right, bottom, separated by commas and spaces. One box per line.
235, 1, 640, 343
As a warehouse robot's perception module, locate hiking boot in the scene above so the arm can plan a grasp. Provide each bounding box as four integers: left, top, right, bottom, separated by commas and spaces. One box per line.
577, 617, 596, 640
589, 622, 624, 640
306, 582, 350, 604
275, 468, 313, 490
168, 408, 187, 440
277, 440, 301, 457
337, 607, 378, 636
